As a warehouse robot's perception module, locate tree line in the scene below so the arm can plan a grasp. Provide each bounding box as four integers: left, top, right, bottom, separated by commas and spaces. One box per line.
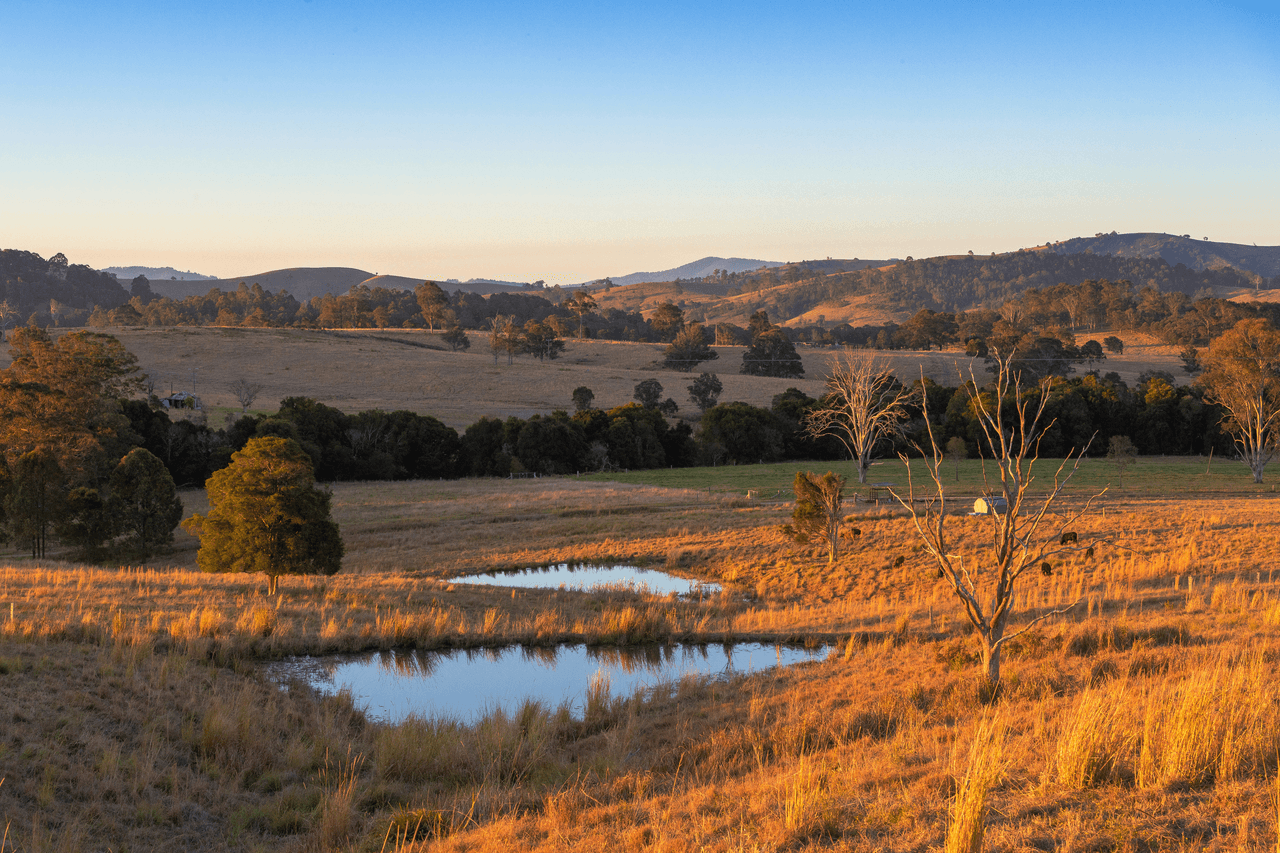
4, 316, 1274, 560
157, 365, 1236, 488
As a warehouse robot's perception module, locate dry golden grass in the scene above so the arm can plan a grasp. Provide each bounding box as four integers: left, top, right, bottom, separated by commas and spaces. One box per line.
0, 326, 1192, 432
946, 712, 1006, 853
7, 476, 1280, 849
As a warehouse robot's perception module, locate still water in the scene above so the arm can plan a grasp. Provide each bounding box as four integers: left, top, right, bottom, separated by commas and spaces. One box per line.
447, 563, 720, 596
266, 642, 825, 723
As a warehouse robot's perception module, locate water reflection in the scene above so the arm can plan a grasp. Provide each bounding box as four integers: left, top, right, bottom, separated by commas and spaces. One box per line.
447, 563, 721, 596
265, 641, 824, 723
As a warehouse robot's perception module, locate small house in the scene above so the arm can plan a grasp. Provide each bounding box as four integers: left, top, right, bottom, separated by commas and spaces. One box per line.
161, 392, 203, 410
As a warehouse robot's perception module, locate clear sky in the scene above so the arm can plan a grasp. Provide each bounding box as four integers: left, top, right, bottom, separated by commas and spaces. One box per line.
2, 1, 1277, 284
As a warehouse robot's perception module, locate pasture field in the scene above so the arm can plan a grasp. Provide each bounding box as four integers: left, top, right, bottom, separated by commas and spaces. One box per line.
5, 467, 1280, 850
0, 325, 1255, 851
0, 326, 1187, 430
584, 454, 1277, 500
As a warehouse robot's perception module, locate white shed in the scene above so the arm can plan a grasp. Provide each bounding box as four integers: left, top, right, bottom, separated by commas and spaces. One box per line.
973, 496, 1008, 515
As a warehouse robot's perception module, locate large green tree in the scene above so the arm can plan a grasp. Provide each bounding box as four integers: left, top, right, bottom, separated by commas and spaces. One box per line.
184, 436, 343, 594
663, 323, 718, 371
648, 302, 685, 342
3, 449, 64, 557
415, 281, 450, 331
521, 319, 565, 361
740, 330, 804, 378
110, 448, 184, 558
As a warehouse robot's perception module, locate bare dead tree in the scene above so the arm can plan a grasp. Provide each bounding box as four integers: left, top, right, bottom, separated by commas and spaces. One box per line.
805, 350, 913, 484
893, 354, 1102, 692
230, 378, 265, 413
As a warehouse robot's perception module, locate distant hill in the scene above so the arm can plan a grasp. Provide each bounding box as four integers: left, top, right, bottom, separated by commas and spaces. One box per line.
590, 248, 1280, 331
1, 249, 129, 323
102, 265, 216, 282
604, 256, 783, 287
148, 268, 526, 302
1050, 233, 1280, 278
359, 274, 526, 297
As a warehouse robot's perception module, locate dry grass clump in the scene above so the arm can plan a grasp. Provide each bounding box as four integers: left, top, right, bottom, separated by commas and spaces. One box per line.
946, 711, 1006, 853
1055, 685, 1138, 787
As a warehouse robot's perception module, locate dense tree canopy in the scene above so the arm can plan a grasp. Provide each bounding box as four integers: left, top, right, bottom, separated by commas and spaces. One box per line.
741, 330, 804, 378
109, 447, 183, 558
184, 436, 343, 594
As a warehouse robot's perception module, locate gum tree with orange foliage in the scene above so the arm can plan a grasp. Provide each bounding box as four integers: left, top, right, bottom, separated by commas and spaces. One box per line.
0, 325, 145, 554
1200, 318, 1280, 483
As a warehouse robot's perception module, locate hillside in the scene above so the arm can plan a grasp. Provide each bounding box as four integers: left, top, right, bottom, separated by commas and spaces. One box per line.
604, 256, 783, 287
102, 265, 215, 282
0, 249, 129, 324
1051, 232, 1280, 277
148, 267, 375, 301
148, 268, 527, 302
594, 249, 1279, 330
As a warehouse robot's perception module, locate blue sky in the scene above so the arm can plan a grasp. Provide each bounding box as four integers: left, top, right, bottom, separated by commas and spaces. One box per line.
2, 1, 1276, 283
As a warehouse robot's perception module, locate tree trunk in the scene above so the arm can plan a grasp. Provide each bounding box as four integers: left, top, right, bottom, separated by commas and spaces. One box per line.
857, 457, 869, 484
1251, 460, 1266, 483
980, 623, 1004, 694
268, 574, 279, 596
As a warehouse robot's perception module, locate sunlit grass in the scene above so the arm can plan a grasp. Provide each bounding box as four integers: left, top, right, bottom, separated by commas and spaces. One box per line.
4, 473, 1280, 849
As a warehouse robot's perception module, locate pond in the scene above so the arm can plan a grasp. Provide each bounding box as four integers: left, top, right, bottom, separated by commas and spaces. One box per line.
266, 642, 826, 723
446, 563, 721, 597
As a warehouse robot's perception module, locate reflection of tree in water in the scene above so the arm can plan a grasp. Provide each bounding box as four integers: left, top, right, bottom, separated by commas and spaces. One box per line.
376, 648, 442, 678
588, 643, 678, 674
521, 645, 560, 666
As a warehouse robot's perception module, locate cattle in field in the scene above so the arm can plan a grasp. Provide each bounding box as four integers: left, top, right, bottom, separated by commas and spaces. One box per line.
1060, 531, 1078, 545
1041, 562, 1053, 576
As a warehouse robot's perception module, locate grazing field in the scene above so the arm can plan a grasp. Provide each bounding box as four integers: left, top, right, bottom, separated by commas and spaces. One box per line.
583, 454, 1277, 500
0, 324, 1252, 851
6, 466, 1280, 850
0, 326, 1188, 430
